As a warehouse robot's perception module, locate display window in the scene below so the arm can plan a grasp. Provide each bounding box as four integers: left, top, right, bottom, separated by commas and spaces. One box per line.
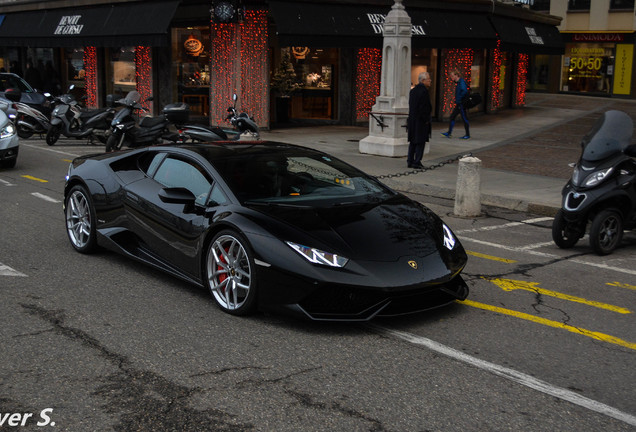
411, 48, 438, 115
275, 47, 338, 120
529, 54, 550, 91
107, 47, 136, 98
562, 43, 614, 94
65, 48, 86, 88
172, 27, 211, 118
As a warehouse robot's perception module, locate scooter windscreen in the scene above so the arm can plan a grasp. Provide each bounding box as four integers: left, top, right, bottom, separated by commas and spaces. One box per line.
581, 110, 633, 162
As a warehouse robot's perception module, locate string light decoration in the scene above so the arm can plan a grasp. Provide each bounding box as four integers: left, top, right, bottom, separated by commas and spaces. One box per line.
210, 9, 268, 127
354, 48, 381, 122
135, 46, 153, 112
441, 48, 473, 116
514, 53, 529, 107
83, 46, 98, 108
489, 39, 502, 112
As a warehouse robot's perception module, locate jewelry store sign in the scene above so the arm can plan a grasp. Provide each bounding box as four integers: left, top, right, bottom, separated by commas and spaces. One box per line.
54, 15, 84, 35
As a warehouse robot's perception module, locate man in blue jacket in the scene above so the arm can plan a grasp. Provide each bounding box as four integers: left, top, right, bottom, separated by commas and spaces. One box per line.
441, 69, 470, 139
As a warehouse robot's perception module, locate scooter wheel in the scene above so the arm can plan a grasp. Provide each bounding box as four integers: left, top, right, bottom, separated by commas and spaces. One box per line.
105, 134, 119, 152
589, 209, 623, 255
552, 209, 581, 249
46, 126, 61, 146
17, 125, 34, 139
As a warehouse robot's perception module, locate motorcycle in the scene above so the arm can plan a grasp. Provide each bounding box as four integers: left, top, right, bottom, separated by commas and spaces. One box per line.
11, 87, 52, 139
552, 110, 636, 255
170, 94, 256, 143
46, 86, 115, 146
105, 91, 175, 152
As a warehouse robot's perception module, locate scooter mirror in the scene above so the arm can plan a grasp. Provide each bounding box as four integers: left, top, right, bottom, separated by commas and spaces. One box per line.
106, 94, 114, 107
233, 93, 238, 102
69, 84, 75, 91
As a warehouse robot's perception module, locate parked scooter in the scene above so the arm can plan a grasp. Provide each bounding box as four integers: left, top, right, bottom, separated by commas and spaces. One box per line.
46, 85, 115, 146
170, 94, 257, 143
552, 110, 636, 255
105, 91, 174, 152
9, 87, 52, 139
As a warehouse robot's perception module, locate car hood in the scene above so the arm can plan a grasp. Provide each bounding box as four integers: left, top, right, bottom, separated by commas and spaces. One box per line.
247, 196, 451, 262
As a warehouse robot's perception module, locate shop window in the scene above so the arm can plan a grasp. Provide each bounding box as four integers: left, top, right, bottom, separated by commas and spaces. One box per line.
274, 47, 337, 121
530, 0, 551, 11
568, 0, 590, 10
529, 55, 550, 91
610, 0, 634, 9
172, 27, 211, 118
65, 48, 86, 92
562, 43, 614, 94
411, 48, 438, 115
110, 47, 136, 98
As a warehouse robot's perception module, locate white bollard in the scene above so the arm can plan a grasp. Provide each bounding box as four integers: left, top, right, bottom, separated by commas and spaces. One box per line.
454, 156, 482, 217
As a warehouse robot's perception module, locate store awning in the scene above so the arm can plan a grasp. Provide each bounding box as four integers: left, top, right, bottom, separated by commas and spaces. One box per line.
269, 1, 497, 49
490, 16, 564, 54
0, 0, 178, 47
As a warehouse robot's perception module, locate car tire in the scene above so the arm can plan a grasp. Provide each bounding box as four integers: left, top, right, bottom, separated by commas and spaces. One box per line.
1, 158, 16, 169
65, 185, 98, 254
205, 230, 258, 316
552, 209, 581, 249
589, 209, 623, 255
46, 126, 61, 146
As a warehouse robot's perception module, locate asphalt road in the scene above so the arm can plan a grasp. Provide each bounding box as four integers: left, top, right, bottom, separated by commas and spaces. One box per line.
1, 139, 635, 431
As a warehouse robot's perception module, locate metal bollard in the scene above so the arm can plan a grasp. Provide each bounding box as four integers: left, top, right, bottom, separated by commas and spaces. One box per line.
454, 156, 482, 217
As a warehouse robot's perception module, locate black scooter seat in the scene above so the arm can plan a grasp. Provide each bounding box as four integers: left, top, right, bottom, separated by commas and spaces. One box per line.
139, 116, 167, 128
80, 108, 108, 119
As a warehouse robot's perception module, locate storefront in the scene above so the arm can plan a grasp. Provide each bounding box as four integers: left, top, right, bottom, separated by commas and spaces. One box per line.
0, 1, 178, 108
560, 32, 635, 97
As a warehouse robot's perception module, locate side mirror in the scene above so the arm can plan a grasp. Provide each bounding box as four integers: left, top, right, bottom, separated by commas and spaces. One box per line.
106, 94, 114, 107
233, 93, 238, 102
159, 187, 196, 206
4, 88, 21, 103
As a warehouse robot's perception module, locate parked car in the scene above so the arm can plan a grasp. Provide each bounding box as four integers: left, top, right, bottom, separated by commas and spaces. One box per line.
63, 142, 469, 321
0, 72, 51, 113
0, 88, 20, 168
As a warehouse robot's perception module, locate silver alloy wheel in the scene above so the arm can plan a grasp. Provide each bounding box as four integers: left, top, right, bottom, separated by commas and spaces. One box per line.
66, 189, 92, 249
207, 234, 252, 311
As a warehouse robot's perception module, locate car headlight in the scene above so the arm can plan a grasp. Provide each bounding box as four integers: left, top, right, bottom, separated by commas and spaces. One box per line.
584, 167, 613, 187
286, 241, 349, 267
0, 123, 16, 139
442, 224, 456, 250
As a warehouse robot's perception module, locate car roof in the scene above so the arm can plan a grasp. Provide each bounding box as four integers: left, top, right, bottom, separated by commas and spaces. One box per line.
157, 141, 322, 161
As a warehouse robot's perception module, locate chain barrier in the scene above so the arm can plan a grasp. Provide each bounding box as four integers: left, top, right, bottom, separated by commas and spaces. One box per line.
376, 153, 473, 179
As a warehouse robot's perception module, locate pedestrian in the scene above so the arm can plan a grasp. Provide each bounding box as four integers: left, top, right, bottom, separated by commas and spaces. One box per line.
407, 71, 432, 169
441, 69, 470, 139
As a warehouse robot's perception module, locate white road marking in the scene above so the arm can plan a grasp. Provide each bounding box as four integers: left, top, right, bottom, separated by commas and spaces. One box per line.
31, 192, 62, 203
0, 262, 26, 277
21, 142, 80, 158
517, 241, 556, 251
456, 217, 552, 234
461, 236, 636, 276
370, 325, 636, 427
0, 178, 16, 186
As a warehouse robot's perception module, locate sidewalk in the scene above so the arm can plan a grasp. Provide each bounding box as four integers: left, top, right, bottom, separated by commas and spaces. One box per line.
259, 93, 636, 215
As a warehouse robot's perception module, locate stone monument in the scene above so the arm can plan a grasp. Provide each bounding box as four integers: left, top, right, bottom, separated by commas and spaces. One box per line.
359, 0, 412, 157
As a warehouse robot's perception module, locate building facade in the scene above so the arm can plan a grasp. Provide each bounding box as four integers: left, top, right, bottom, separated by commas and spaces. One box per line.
0, 0, 564, 129
531, 0, 636, 97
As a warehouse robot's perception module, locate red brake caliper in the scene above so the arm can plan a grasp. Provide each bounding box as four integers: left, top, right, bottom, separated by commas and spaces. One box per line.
217, 247, 229, 294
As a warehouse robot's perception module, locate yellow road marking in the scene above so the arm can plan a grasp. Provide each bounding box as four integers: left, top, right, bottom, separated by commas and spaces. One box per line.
487, 278, 631, 314
466, 250, 517, 263
62, 159, 73, 163
607, 281, 636, 291
21, 175, 48, 183
460, 299, 636, 351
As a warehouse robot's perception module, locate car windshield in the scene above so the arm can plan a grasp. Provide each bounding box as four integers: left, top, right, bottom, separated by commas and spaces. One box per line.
581, 110, 633, 161
0, 74, 34, 92
211, 148, 394, 205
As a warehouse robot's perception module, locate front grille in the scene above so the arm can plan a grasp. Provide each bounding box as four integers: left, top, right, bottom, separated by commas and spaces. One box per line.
565, 191, 586, 211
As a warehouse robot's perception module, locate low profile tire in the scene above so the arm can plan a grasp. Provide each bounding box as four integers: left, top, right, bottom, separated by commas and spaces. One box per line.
46, 126, 61, 146
205, 230, 257, 316
552, 209, 581, 249
1, 158, 17, 169
589, 209, 623, 256
65, 185, 98, 254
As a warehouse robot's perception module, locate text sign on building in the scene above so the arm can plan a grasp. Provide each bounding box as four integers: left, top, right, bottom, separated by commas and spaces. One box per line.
54, 15, 84, 35
367, 13, 426, 36
613, 44, 633, 96
525, 27, 544, 45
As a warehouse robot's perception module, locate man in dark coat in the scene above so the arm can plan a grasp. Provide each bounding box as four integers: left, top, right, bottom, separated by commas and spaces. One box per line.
407, 71, 432, 169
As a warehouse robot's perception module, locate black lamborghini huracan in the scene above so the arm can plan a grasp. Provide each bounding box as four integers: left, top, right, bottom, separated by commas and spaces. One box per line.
63, 142, 468, 321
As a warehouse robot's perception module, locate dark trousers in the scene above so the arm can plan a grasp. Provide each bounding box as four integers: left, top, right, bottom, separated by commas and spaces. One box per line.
407, 141, 425, 166
448, 103, 470, 136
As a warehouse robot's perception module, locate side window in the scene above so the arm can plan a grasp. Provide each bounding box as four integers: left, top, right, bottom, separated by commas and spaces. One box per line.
138, 151, 166, 176
154, 157, 212, 206
209, 183, 228, 206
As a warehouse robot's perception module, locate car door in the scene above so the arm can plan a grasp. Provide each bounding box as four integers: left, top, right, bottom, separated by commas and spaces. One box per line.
124, 152, 226, 278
